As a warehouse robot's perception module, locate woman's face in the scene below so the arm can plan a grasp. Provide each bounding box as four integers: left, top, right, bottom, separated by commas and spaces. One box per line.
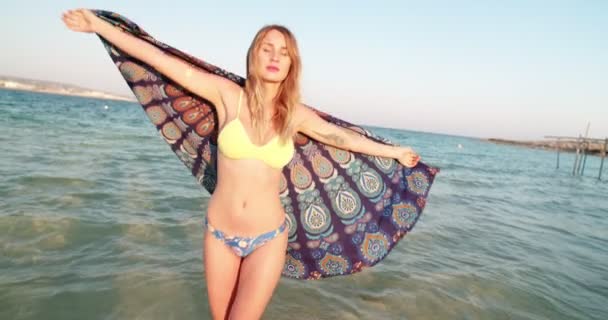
255, 29, 291, 83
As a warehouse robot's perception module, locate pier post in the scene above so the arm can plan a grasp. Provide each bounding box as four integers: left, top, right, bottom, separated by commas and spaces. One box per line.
556, 138, 561, 169
600, 138, 607, 180
573, 135, 581, 176
580, 140, 588, 176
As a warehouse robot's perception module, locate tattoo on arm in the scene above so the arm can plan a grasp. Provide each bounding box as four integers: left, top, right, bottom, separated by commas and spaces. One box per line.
312, 127, 359, 147
343, 128, 360, 138
313, 130, 345, 146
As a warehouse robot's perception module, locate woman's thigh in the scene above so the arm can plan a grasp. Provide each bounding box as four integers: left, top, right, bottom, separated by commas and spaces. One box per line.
227, 229, 288, 320
203, 230, 243, 320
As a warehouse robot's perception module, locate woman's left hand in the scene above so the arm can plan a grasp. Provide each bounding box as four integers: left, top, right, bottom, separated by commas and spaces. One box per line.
396, 146, 420, 168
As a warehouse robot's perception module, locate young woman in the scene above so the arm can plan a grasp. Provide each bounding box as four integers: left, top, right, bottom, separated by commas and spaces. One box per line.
62, 8, 421, 320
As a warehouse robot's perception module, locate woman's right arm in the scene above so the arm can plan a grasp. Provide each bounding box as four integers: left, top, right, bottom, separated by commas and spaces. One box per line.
62, 9, 234, 110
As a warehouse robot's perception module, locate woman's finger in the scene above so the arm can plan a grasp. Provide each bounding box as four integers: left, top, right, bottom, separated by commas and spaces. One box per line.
64, 16, 79, 25
63, 17, 78, 26
65, 10, 80, 19
64, 22, 78, 31
65, 20, 81, 31
62, 13, 79, 22
61, 17, 74, 26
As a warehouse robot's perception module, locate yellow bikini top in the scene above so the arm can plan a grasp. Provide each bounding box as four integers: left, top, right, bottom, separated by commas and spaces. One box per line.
217, 89, 295, 169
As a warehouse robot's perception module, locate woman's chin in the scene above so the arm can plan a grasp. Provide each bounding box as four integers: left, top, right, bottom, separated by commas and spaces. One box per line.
260, 73, 286, 83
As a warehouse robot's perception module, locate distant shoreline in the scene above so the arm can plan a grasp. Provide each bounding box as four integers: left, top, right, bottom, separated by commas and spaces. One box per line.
0, 86, 135, 103
485, 138, 607, 156
0, 75, 136, 102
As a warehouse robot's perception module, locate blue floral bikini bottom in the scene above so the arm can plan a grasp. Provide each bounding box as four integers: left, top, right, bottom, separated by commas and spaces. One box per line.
204, 216, 288, 257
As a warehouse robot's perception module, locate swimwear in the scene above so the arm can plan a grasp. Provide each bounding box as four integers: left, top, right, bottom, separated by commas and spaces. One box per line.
203, 215, 288, 257
217, 89, 295, 169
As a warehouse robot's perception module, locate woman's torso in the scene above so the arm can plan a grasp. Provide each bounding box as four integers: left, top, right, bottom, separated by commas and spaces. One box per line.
206, 90, 293, 236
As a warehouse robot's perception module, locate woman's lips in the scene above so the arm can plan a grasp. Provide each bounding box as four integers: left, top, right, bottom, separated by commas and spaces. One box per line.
266, 66, 279, 72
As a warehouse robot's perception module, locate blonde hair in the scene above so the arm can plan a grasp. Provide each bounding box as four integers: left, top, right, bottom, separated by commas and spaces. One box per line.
244, 25, 302, 145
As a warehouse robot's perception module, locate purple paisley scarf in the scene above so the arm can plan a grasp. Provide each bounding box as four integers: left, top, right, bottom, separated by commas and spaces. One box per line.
92, 9, 440, 280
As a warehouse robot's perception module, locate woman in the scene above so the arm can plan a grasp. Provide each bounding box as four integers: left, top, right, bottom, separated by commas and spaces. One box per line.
62, 8, 422, 320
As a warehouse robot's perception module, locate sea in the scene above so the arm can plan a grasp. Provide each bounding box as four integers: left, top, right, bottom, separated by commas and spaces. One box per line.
1, 88, 607, 320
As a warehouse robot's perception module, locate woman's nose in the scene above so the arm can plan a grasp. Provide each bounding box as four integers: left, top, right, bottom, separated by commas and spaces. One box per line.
270, 51, 280, 62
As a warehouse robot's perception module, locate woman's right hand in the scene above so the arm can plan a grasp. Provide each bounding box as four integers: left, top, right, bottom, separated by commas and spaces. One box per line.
61, 8, 99, 33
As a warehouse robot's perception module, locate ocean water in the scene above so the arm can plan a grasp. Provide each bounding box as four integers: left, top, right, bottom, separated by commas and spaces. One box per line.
1, 88, 607, 320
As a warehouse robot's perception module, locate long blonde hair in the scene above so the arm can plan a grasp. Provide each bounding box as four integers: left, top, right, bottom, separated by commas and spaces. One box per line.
245, 25, 302, 145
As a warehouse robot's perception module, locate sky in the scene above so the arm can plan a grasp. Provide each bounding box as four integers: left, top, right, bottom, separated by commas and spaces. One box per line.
1, 0, 607, 140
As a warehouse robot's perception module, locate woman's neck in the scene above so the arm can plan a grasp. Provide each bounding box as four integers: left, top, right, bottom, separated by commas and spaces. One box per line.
261, 81, 280, 105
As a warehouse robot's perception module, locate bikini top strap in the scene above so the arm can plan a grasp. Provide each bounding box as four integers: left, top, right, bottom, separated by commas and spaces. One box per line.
237, 89, 243, 116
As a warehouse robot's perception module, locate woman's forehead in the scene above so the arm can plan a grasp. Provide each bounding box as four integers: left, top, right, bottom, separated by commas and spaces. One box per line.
262, 30, 287, 47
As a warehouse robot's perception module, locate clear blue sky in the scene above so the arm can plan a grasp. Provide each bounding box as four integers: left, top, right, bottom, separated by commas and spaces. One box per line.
2, 0, 607, 140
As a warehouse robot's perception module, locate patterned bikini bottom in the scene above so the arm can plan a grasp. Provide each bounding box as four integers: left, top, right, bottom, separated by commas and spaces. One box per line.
203, 216, 288, 257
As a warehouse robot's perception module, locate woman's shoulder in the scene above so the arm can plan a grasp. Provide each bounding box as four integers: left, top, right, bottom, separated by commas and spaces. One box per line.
215, 83, 243, 126
218, 82, 243, 106
292, 102, 319, 132
293, 102, 320, 120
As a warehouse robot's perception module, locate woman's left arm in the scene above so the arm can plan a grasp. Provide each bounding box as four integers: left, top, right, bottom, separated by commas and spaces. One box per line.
295, 104, 420, 167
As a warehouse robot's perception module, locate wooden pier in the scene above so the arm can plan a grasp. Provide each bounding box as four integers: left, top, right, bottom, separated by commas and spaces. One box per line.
544, 135, 608, 180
